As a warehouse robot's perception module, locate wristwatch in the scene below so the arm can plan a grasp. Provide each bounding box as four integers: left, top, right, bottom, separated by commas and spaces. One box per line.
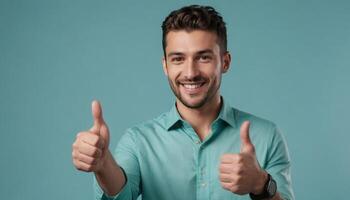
249, 173, 277, 200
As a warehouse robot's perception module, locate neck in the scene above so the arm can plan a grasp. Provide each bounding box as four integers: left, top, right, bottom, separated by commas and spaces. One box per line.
176, 94, 222, 140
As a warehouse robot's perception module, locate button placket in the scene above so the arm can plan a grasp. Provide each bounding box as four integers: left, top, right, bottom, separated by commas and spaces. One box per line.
197, 145, 209, 200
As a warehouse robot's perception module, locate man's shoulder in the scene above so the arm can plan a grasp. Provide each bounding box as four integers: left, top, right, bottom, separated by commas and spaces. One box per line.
232, 107, 278, 133
124, 110, 170, 136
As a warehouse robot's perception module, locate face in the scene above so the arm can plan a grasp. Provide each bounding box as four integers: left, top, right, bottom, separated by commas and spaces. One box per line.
162, 30, 230, 109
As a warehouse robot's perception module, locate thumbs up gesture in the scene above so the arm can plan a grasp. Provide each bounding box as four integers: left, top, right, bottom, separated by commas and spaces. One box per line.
219, 121, 268, 195
72, 101, 110, 172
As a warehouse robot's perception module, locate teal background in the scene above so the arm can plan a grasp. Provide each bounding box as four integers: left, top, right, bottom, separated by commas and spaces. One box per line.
1, 0, 349, 199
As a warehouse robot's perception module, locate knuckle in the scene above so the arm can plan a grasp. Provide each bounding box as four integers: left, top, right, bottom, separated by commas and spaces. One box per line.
91, 147, 101, 157
76, 132, 84, 138
237, 155, 244, 163
76, 165, 83, 171
87, 157, 96, 165
221, 183, 229, 190
86, 164, 95, 172
231, 185, 240, 193
236, 175, 243, 183
231, 177, 237, 185
73, 160, 82, 170
236, 167, 244, 175
91, 147, 98, 156
72, 151, 76, 159
90, 158, 97, 165
229, 183, 236, 190
221, 182, 229, 189
72, 141, 80, 150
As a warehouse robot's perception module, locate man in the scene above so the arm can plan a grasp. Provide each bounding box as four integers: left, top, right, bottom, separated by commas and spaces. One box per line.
72, 5, 294, 200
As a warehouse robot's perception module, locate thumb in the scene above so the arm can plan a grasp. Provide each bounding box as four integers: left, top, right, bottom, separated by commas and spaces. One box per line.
240, 121, 255, 154
90, 100, 105, 134
100, 124, 110, 149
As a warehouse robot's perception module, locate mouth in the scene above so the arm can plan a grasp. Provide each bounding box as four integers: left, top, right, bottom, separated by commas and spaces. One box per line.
179, 82, 206, 94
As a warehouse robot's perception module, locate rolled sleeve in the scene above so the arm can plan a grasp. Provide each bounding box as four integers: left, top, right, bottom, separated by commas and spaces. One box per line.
266, 125, 295, 200
94, 130, 141, 200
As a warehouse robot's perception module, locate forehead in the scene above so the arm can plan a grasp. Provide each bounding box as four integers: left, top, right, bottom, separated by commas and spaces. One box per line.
165, 30, 220, 55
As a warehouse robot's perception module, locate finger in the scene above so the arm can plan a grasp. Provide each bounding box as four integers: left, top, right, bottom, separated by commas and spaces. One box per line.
219, 164, 234, 174
221, 182, 234, 191
99, 124, 109, 148
73, 159, 95, 172
78, 141, 102, 158
81, 133, 104, 149
220, 154, 237, 164
219, 173, 233, 183
240, 121, 255, 154
90, 100, 105, 133
77, 152, 97, 165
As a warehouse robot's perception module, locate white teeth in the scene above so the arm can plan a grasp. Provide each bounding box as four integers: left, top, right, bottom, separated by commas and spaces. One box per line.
183, 83, 202, 89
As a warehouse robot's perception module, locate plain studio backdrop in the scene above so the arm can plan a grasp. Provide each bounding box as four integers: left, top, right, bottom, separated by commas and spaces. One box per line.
0, 0, 349, 199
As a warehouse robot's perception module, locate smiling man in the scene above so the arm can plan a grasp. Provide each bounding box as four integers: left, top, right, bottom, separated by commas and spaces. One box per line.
72, 5, 294, 200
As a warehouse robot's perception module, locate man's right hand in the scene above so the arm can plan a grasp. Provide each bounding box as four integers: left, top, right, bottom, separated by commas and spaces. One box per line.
72, 100, 110, 173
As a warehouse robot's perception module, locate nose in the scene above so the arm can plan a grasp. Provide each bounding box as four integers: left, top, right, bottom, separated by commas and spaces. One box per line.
183, 59, 200, 80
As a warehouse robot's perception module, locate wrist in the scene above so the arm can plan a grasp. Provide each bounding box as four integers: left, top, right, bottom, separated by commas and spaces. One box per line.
94, 150, 126, 196
250, 172, 277, 200
95, 150, 113, 174
252, 170, 268, 195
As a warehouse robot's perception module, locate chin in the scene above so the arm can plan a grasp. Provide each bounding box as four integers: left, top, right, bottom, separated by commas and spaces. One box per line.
179, 95, 208, 109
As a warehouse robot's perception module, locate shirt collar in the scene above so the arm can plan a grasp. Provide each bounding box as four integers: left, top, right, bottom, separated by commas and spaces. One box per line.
217, 97, 236, 128
165, 96, 236, 131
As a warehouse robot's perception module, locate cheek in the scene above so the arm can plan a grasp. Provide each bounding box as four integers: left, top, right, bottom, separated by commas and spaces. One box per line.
206, 67, 221, 81
167, 68, 181, 82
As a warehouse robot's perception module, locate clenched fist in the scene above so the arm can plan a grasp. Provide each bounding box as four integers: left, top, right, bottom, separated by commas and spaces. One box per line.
72, 100, 110, 172
219, 121, 268, 195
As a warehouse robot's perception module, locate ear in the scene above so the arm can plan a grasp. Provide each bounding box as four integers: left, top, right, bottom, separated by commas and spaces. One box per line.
222, 51, 231, 73
162, 57, 168, 76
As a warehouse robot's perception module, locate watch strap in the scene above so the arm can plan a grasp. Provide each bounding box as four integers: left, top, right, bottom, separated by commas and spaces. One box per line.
249, 173, 276, 200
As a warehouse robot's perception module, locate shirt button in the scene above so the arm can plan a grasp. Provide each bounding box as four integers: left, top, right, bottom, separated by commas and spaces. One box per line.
195, 140, 201, 144
201, 182, 207, 187
201, 168, 205, 176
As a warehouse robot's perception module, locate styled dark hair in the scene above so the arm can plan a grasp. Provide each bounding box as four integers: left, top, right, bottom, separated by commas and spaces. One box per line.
161, 5, 227, 56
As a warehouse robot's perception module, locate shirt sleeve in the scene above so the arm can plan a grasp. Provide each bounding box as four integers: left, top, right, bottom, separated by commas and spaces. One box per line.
94, 129, 141, 200
265, 124, 295, 200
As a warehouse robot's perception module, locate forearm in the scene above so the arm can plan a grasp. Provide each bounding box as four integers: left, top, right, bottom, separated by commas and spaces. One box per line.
95, 150, 126, 196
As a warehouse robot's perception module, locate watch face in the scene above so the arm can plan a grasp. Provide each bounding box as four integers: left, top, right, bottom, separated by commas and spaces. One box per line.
267, 179, 277, 196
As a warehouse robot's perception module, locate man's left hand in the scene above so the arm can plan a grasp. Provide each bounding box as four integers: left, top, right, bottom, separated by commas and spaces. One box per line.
219, 121, 268, 195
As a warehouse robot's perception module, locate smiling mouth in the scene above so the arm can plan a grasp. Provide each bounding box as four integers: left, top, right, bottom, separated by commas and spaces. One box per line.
178, 82, 206, 94
181, 82, 205, 89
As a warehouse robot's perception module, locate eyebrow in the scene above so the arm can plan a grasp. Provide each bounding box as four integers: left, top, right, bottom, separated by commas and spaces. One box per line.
167, 49, 214, 57
167, 52, 184, 57
196, 49, 214, 55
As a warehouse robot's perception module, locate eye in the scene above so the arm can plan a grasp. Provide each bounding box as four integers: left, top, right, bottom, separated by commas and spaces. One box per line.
198, 55, 212, 62
170, 56, 184, 64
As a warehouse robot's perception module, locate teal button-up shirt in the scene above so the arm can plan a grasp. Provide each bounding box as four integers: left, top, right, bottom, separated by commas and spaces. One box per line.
94, 98, 294, 200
